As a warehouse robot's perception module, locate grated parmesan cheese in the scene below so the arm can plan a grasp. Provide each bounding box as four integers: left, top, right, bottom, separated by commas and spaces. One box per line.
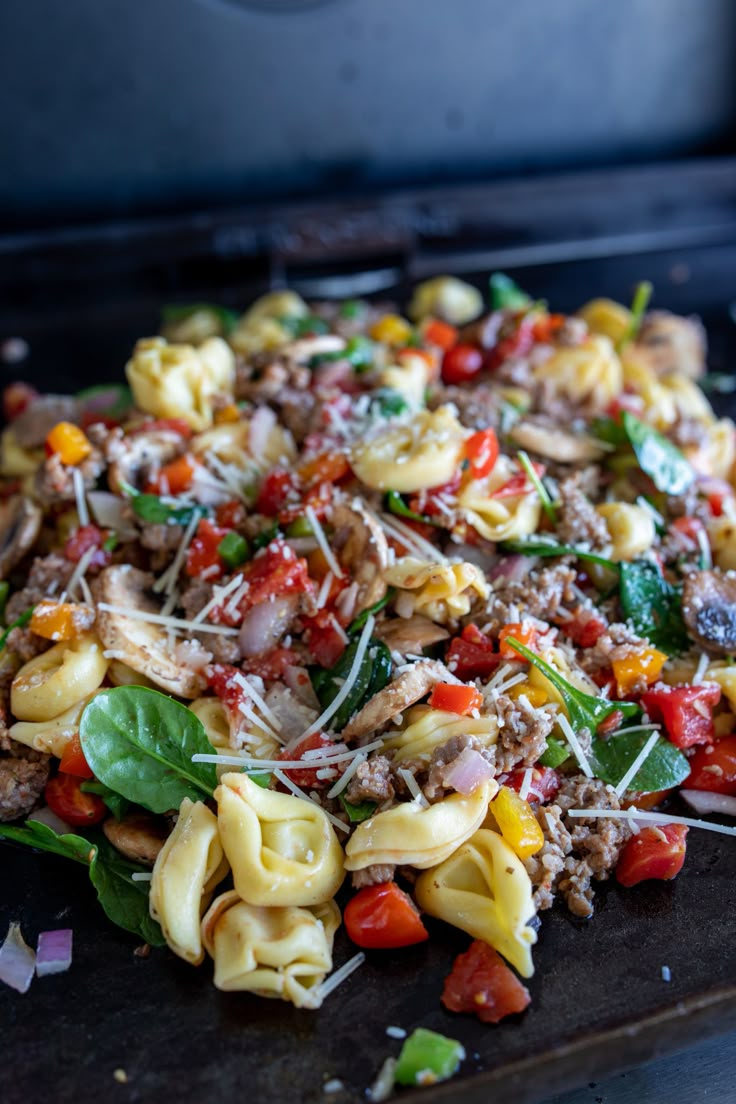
305, 951, 366, 1009
556, 714, 594, 779
519, 768, 534, 801
300, 616, 375, 740
305, 505, 344, 579
152, 510, 201, 595
327, 751, 366, 800
191, 574, 245, 625
66, 544, 98, 601
96, 603, 240, 636
567, 807, 736, 838
72, 468, 89, 527
397, 767, 429, 808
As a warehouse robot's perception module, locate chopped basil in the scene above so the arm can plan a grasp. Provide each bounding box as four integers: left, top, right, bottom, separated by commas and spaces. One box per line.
371, 389, 409, 418
489, 272, 531, 312
102, 532, 119, 553
516, 450, 558, 524
619, 559, 689, 655
310, 639, 391, 733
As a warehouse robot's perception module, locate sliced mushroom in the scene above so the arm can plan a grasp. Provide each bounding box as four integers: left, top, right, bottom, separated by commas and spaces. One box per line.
375, 615, 449, 654
510, 419, 608, 464
96, 564, 209, 697
682, 570, 736, 655
341, 659, 449, 743
633, 311, 706, 380
108, 428, 186, 493
331, 501, 390, 614
103, 812, 169, 865
0, 496, 41, 580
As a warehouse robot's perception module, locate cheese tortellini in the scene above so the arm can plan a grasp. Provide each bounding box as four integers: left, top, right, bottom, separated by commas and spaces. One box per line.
350, 407, 467, 493
191, 411, 296, 475
408, 275, 483, 325
230, 290, 309, 357
344, 779, 496, 872
384, 556, 488, 625
189, 696, 280, 767
685, 418, 736, 480
201, 891, 340, 1008
415, 828, 537, 977
10, 633, 109, 722
126, 336, 235, 431
383, 705, 498, 768
458, 453, 541, 542
215, 773, 345, 907
150, 799, 229, 965
577, 298, 630, 345
596, 502, 655, 561
533, 335, 622, 411
8, 695, 94, 758
380, 352, 430, 409
708, 516, 736, 572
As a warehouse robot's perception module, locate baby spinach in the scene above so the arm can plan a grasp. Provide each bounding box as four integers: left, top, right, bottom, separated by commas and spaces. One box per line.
310, 638, 392, 732
489, 272, 531, 311
339, 796, 377, 823
0, 821, 165, 945
0, 605, 35, 652
621, 412, 694, 496
371, 389, 410, 419
80, 687, 217, 814
124, 485, 207, 527
500, 538, 618, 573
589, 729, 690, 793
348, 589, 395, 635
619, 559, 689, 655
161, 302, 240, 335
506, 636, 638, 733
385, 491, 439, 527
80, 780, 130, 820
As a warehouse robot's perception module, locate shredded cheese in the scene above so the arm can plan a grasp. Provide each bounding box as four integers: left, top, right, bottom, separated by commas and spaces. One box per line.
556, 714, 594, 779
397, 767, 429, 808
153, 510, 201, 595
72, 468, 89, 527
327, 751, 366, 799
192, 738, 385, 771
272, 768, 349, 834
486, 662, 518, 691
204, 450, 250, 501
300, 615, 375, 740
379, 512, 448, 564
315, 571, 335, 610
613, 731, 660, 797
237, 700, 282, 744
519, 768, 534, 802
305, 951, 366, 1009
305, 505, 344, 579
567, 807, 736, 837
131, 872, 152, 882
494, 670, 529, 696
190, 574, 244, 625
692, 652, 710, 686
96, 603, 240, 635
66, 545, 98, 600
232, 672, 283, 731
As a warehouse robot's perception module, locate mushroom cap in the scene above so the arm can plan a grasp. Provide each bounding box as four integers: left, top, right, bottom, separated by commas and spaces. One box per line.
682, 569, 736, 655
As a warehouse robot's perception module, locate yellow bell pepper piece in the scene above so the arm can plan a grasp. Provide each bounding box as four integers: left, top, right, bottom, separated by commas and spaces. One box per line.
507, 680, 548, 708
611, 647, 667, 697
45, 422, 91, 467
370, 313, 414, 346
489, 786, 544, 860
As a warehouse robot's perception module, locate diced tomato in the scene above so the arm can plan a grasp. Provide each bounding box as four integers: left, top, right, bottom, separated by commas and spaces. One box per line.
409, 470, 463, 517
505, 766, 561, 804
441, 939, 531, 1024
63, 524, 111, 568
531, 312, 566, 344
344, 882, 429, 950
297, 450, 351, 488
206, 663, 246, 717
423, 318, 458, 351
44, 773, 106, 826
597, 709, 625, 736
278, 731, 335, 789
499, 621, 539, 660
186, 518, 230, 580
215, 500, 247, 529
278, 481, 333, 527
491, 463, 544, 499
465, 428, 499, 480
565, 607, 607, 648
621, 788, 673, 811
485, 312, 537, 371
58, 732, 94, 779
428, 683, 483, 716
3, 382, 39, 421
686, 736, 736, 795
641, 683, 721, 749
303, 610, 348, 668
616, 824, 688, 888
447, 625, 501, 681
255, 469, 297, 516
210, 540, 313, 625
145, 454, 196, 496
441, 343, 484, 385
130, 417, 193, 439
242, 647, 302, 682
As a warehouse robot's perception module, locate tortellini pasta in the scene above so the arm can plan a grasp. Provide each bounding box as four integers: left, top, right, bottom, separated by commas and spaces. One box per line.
383, 705, 498, 768
150, 799, 229, 965
344, 779, 496, 872
0, 429, 43, 478
621, 362, 714, 434
201, 891, 340, 1008
192, 410, 296, 474
408, 275, 483, 325
350, 407, 467, 493
526, 645, 598, 712
107, 660, 156, 689
457, 453, 541, 542
708, 516, 736, 572
576, 298, 630, 345
380, 353, 430, 409
414, 827, 537, 977
125, 336, 235, 431
532, 335, 622, 411
188, 696, 280, 768
596, 502, 655, 561
215, 773, 345, 907
684, 418, 736, 480
10, 633, 109, 722
384, 556, 488, 625
8, 695, 93, 757
161, 307, 227, 345
230, 290, 308, 357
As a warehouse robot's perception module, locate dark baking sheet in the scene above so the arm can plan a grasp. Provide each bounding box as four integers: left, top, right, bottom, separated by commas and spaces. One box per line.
2, 161, 736, 1104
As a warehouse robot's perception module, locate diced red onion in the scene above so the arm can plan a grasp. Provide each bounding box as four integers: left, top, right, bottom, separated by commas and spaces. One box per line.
488, 554, 538, 584
441, 747, 494, 795
238, 595, 296, 658
0, 922, 36, 993
248, 405, 277, 462
189, 467, 232, 506
335, 582, 359, 623
285, 537, 319, 555
680, 789, 736, 818
313, 359, 355, 390
28, 806, 73, 835
87, 492, 138, 540
283, 665, 320, 709
36, 929, 73, 977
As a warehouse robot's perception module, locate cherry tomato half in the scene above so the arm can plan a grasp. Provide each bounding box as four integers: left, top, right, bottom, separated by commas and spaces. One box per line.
441, 343, 483, 385
44, 773, 106, 826
59, 733, 94, 779
345, 882, 429, 949
616, 824, 688, 888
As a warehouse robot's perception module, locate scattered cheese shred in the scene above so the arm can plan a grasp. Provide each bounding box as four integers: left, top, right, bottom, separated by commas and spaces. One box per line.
613, 731, 660, 797
96, 603, 240, 635
232, 671, 283, 731
153, 510, 201, 596
327, 751, 366, 800
567, 807, 736, 837
66, 545, 98, 601
191, 574, 244, 625
305, 951, 366, 1009
556, 714, 594, 779
72, 468, 89, 527
305, 505, 344, 579
519, 768, 534, 802
397, 767, 429, 808
192, 738, 384, 772
300, 615, 375, 740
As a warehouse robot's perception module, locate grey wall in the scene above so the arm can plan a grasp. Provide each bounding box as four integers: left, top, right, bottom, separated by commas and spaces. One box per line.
1, 0, 734, 227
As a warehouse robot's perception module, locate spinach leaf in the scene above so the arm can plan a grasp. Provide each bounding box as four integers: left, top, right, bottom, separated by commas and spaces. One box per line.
537, 736, 570, 769
620, 412, 694, 496
80, 687, 217, 813
385, 491, 439, 526
489, 273, 531, 311
0, 580, 9, 624
500, 539, 618, 573
310, 638, 392, 732
372, 389, 409, 418
339, 796, 377, 823
87, 833, 165, 946
0, 606, 35, 652
125, 486, 207, 526
619, 560, 689, 655
589, 730, 690, 794
161, 302, 240, 335
506, 636, 638, 733
0, 819, 95, 865
348, 589, 395, 635
80, 780, 131, 820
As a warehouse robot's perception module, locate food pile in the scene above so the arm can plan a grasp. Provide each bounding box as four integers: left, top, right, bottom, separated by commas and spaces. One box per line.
1, 273, 736, 1093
